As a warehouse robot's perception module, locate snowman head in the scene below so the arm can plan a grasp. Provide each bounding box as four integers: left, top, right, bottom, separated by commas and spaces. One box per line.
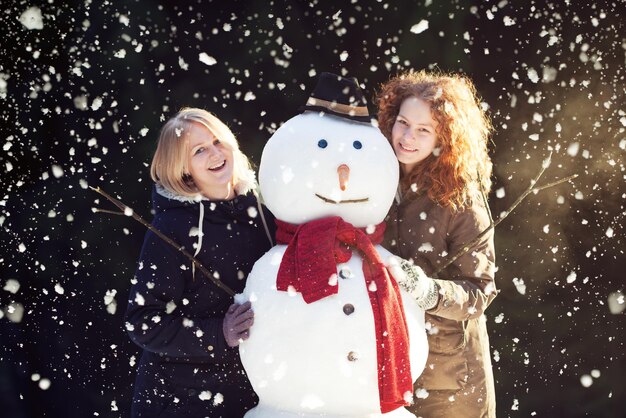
259, 73, 399, 228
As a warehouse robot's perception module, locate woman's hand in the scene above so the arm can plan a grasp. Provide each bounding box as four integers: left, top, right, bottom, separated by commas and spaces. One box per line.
223, 301, 254, 347
386, 256, 439, 310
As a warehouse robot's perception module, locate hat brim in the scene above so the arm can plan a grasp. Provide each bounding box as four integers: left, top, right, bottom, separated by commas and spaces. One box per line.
298, 105, 374, 124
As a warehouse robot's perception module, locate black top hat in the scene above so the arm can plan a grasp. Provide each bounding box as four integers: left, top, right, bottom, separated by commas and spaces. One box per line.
299, 72, 374, 123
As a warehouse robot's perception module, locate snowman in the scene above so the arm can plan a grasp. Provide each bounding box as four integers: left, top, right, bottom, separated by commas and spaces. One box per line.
236, 73, 428, 418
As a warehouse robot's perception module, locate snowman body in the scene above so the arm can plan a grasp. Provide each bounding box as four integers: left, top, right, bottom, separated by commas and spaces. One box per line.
237, 112, 428, 418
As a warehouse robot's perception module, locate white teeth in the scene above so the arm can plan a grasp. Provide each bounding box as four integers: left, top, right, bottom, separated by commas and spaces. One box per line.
401, 143, 417, 152
208, 161, 225, 170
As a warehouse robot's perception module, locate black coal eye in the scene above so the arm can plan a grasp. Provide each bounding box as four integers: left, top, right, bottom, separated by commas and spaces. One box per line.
318, 139, 328, 149
353, 140, 362, 150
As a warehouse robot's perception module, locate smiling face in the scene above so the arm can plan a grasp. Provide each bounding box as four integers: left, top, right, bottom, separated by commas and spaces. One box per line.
391, 96, 438, 175
259, 112, 398, 227
186, 122, 235, 200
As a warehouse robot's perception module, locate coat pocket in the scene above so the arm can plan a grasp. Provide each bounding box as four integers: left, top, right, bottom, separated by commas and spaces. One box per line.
428, 317, 468, 354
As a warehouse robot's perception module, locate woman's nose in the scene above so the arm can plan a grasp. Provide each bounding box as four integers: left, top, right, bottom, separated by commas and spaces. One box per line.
337, 164, 350, 191
207, 144, 222, 158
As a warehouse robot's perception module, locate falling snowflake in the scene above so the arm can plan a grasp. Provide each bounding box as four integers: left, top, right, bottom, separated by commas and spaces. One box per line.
410, 20, 429, 34
199, 53, 217, 66
19, 6, 44, 30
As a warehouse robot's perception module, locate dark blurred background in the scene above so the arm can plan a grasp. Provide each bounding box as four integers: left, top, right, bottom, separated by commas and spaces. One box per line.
0, 0, 624, 417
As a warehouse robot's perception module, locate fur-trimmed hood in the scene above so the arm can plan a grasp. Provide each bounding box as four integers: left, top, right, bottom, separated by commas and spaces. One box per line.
152, 183, 257, 218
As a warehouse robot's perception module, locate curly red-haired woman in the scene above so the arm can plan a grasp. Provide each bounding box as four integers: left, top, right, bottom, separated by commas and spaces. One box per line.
377, 71, 498, 418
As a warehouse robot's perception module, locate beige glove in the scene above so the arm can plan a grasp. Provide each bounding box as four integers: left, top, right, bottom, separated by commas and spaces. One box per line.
386, 256, 440, 310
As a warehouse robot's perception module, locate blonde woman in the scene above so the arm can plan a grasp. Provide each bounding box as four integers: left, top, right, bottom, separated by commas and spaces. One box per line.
377, 71, 497, 417
125, 108, 274, 417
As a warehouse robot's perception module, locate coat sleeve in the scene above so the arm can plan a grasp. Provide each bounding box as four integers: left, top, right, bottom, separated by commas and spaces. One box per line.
124, 220, 233, 360
428, 202, 498, 321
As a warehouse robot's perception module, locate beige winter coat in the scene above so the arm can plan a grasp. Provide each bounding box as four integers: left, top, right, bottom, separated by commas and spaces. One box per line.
384, 192, 498, 418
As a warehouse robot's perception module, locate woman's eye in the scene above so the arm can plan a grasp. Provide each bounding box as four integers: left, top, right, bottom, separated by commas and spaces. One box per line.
213, 139, 221, 145
353, 140, 362, 150
195, 147, 205, 155
318, 139, 328, 149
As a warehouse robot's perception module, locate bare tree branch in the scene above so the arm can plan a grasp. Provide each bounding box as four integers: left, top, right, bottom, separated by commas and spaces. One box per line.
92, 208, 126, 216
90, 186, 236, 297
531, 174, 578, 193
434, 152, 577, 276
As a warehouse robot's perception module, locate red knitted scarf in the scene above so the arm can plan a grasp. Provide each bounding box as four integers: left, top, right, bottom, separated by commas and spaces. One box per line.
275, 217, 412, 413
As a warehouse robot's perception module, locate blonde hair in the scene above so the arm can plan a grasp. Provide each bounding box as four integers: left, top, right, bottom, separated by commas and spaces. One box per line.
377, 70, 493, 211
150, 107, 256, 198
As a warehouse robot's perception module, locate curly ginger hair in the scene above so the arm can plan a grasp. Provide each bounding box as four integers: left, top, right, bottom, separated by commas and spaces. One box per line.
377, 70, 493, 211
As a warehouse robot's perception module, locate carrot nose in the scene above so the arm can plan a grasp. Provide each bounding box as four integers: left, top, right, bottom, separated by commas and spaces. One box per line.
337, 164, 350, 191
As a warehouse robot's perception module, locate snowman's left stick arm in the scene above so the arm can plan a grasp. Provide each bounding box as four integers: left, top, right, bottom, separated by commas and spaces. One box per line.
90, 186, 235, 296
